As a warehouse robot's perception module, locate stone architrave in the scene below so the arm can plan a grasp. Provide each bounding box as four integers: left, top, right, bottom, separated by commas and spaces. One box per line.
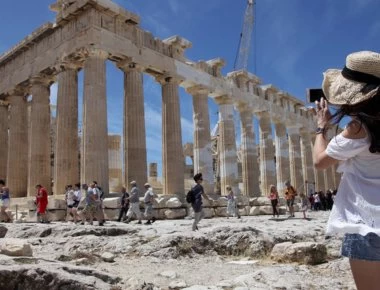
257, 112, 276, 196
28, 78, 52, 196
288, 126, 304, 192
108, 135, 122, 193
300, 130, 315, 194
0, 101, 9, 181
239, 109, 260, 196
215, 96, 239, 196
6, 91, 28, 197
274, 122, 289, 193
118, 62, 147, 188
158, 76, 185, 199
81, 50, 109, 194
187, 85, 214, 194
54, 64, 80, 196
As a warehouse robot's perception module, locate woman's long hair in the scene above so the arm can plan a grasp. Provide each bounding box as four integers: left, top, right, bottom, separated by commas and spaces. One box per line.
330, 90, 380, 153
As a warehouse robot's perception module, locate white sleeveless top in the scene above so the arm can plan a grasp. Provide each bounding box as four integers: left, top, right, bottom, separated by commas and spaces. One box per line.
325, 133, 380, 236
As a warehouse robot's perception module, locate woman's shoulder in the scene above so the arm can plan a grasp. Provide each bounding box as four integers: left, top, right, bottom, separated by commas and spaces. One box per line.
342, 120, 367, 140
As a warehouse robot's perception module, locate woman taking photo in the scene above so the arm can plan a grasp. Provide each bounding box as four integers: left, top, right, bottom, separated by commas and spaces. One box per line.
313, 51, 380, 290
268, 185, 279, 218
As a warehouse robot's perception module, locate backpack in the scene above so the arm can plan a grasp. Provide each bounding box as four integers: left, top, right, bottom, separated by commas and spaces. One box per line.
98, 187, 105, 200
186, 189, 195, 204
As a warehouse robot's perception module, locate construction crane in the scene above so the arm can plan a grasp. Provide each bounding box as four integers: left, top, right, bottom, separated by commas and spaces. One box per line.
234, 0, 255, 71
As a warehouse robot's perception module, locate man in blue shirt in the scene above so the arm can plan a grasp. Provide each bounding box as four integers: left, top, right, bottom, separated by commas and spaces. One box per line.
191, 173, 211, 231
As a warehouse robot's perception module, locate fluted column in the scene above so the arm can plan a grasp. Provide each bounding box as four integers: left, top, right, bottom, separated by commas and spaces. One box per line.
288, 126, 304, 192
334, 165, 341, 189
240, 109, 259, 196
324, 167, 335, 191
300, 130, 315, 194
312, 136, 325, 192
274, 122, 289, 193
7, 91, 28, 197
117, 62, 147, 188
81, 50, 109, 194
108, 135, 123, 192
187, 86, 214, 194
0, 101, 9, 181
257, 112, 276, 196
54, 64, 80, 195
159, 76, 184, 199
28, 78, 52, 196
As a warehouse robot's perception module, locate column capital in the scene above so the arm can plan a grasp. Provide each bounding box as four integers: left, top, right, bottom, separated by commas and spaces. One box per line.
236, 101, 252, 114
117, 60, 144, 73
0, 100, 9, 107
54, 59, 83, 73
255, 111, 271, 120
6, 86, 28, 98
30, 74, 54, 87
186, 85, 209, 96
155, 74, 182, 85
214, 95, 233, 105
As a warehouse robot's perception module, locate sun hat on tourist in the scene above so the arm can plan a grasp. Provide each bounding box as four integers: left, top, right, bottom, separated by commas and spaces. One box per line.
130, 180, 137, 185
322, 51, 380, 105
144, 183, 150, 187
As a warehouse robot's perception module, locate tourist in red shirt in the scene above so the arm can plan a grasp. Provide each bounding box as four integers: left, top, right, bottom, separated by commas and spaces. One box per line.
35, 184, 49, 223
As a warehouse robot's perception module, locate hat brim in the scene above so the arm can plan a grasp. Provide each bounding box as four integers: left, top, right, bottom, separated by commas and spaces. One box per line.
322, 69, 379, 105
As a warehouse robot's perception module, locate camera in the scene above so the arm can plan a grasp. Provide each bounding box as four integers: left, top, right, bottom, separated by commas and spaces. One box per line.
306, 88, 326, 103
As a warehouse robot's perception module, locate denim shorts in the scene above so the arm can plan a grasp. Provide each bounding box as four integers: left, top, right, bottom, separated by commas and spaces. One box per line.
341, 233, 380, 261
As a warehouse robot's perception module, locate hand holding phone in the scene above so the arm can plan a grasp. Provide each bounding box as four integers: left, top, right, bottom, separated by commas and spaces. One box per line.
306, 88, 326, 103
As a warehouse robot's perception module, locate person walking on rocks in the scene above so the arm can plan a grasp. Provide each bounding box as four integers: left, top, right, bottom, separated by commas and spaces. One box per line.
299, 192, 309, 219
93, 181, 106, 224
268, 184, 280, 218
226, 185, 240, 219
284, 181, 297, 218
125, 181, 142, 224
71, 183, 82, 223
65, 185, 75, 222
117, 186, 129, 222
0, 184, 12, 223
35, 184, 49, 223
143, 183, 157, 225
79, 184, 103, 226
313, 51, 380, 290
191, 173, 211, 231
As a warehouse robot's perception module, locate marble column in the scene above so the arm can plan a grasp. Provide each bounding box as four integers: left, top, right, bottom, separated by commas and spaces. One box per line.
288, 126, 304, 192
216, 97, 239, 196
0, 102, 8, 182
7, 91, 28, 197
54, 65, 80, 195
324, 167, 335, 191
28, 78, 52, 196
300, 130, 315, 195
159, 76, 184, 199
81, 50, 109, 194
312, 136, 326, 192
240, 110, 259, 196
274, 122, 289, 193
334, 165, 341, 190
118, 62, 147, 188
187, 86, 214, 194
149, 163, 158, 182
257, 112, 276, 195
108, 135, 122, 193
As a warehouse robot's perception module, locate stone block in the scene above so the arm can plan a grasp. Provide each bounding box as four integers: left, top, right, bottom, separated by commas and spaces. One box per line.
237, 196, 250, 206
164, 209, 186, 219
0, 239, 33, 257
249, 206, 260, 216
270, 242, 327, 265
27, 199, 37, 210
103, 197, 120, 209
259, 206, 274, 215
214, 197, 228, 207
214, 207, 228, 217
166, 197, 182, 208
238, 207, 247, 216
47, 198, 66, 210
244, 206, 251, 216
203, 208, 214, 218
156, 196, 174, 209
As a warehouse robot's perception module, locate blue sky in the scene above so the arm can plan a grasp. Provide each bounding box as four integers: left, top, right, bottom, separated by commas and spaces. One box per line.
1, 0, 379, 176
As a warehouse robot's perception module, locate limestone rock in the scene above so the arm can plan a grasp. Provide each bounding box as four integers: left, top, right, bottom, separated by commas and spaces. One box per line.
270, 242, 327, 265
47, 198, 66, 209
164, 209, 186, 219
160, 270, 177, 279
202, 208, 214, 218
214, 207, 228, 217
101, 252, 115, 263
249, 206, 260, 216
169, 280, 187, 288
0, 226, 7, 238
214, 197, 228, 207
166, 197, 182, 208
103, 197, 120, 209
259, 206, 274, 215
0, 239, 33, 257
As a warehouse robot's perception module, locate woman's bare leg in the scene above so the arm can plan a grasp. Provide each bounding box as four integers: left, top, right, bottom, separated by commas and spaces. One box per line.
350, 259, 380, 290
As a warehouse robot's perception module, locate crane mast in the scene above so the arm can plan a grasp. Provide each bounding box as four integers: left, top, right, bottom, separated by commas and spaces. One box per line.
234, 0, 255, 71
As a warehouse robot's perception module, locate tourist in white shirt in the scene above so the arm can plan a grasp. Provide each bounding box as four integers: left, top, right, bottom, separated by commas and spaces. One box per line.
313, 51, 380, 290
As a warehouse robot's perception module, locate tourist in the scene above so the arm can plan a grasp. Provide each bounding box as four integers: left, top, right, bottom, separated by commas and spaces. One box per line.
143, 183, 157, 225
226, 185, 240, 219
299, 192, 309, 219
125, 181, 142, 224
79, 183, 103, 226
65, 185, 75, 222
191, 173, 211, 231
93, 181, 106, 224
284, 181, 297, 218
0, 186, 11, 223
308, 193, 315, 211
268, 184, 279, 218
35, 184, 49, 223
326, 190, 334, 210
313, 51, 380, 289
71, 183, 82, 223
117, 186, 129, 222
313, 192, 321, 211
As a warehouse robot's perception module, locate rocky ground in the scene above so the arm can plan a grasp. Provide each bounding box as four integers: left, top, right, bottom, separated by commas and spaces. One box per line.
0, 211, 356, 290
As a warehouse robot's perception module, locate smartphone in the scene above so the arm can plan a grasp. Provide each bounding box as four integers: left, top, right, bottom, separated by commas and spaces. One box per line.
306, 88, 326, 103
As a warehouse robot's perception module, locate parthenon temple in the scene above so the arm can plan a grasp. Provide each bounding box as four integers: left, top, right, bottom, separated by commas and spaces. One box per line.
0, 0, 340, 201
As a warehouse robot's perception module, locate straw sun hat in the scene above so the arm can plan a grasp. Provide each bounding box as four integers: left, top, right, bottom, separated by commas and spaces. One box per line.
322, 51, 380, 105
